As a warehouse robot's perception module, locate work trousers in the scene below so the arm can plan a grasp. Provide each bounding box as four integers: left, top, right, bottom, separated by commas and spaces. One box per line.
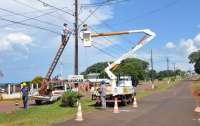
101, 96, 106, 109
22, 95, 28, 109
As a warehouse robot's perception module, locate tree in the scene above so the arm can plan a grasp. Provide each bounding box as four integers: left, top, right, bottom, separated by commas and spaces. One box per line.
31, 76, 43, 85
194, 59, 200, 74
81, 58, 149, 82
188, 51, 200, 63
81, 62, 108, 78
188, 50, 200, 74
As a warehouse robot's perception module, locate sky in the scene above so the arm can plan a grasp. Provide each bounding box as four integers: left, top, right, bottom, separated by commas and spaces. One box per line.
0, 0, 200, 83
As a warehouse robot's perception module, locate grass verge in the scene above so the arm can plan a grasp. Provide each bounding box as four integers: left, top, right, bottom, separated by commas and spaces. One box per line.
192, 81, 200, 90
0, 98, 95, 126
137, 79, 181, 99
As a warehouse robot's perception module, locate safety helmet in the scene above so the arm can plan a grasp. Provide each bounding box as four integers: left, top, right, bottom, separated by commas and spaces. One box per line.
22, 82, 27, 87
100, 80, 106, 85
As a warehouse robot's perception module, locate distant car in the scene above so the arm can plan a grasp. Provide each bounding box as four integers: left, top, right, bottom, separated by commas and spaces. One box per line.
0, 88, 5, 93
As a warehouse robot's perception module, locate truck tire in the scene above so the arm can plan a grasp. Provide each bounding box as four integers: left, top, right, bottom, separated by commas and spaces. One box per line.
35, 100, 42, 105
121, 95, 127, 106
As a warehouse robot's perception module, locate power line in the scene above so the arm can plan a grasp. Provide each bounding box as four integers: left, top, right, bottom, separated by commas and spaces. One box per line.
12, 0, 74, 27
35, 0, 74, 17
79, 6, 102, 27
0, 7, 62, 29
0, 16, 61, 35
92, 44, 117, 59
80, 0, 130, 7
112, 0, 181, 25
0, 8, 54, 17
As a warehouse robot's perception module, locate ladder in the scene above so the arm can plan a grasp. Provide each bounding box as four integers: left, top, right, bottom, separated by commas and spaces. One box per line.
45, 33, 71, 80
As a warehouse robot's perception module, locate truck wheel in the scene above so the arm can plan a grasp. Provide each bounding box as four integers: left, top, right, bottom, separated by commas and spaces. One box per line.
35, 100, 42, 105
121, 96, 127, 106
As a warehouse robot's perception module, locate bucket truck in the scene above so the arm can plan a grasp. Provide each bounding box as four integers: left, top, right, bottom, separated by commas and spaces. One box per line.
81, 26, 156, 104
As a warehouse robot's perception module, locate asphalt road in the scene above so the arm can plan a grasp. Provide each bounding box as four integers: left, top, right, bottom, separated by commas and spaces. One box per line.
54, 80, 200, 126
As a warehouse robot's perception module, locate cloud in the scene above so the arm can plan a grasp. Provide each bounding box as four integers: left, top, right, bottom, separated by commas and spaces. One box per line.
194, 33, 200, 46
180, 38, 198, 54
0, 32, 32, 52
165, 42, 176, 48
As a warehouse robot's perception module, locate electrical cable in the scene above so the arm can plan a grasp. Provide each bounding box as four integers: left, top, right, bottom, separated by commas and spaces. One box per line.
78, 6, 102, 27
35, 0, 74, 17
12, 0, 74, 27
92, 44, 117, 59
80, 0, 130, 7
0, 7, 62, 29
0, 16, 61, 35
112, 0, 181, 24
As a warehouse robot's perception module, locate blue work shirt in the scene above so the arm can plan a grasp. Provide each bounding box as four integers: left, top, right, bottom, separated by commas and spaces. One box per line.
21, 87, 29, 97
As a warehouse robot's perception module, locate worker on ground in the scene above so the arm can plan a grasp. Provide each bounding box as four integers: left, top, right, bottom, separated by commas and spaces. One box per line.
90, 85, 95, 100
21, 82, 29, 109
99, 80, 106, 109
72, 83, 79, 92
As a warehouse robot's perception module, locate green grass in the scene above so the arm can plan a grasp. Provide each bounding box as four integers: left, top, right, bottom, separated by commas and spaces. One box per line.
192, 81, 200, 90
137, 79, 181, 99
0, 98, 95, 126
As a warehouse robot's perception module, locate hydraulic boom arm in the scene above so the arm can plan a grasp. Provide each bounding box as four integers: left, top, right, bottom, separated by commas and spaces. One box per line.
104, 29, 156, 80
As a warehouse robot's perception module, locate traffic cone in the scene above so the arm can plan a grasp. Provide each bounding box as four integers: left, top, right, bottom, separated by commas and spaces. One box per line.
75, 102, 83, 121
113, 97, 120, 113
133, 96, 138, 108
15, 100, 19, 106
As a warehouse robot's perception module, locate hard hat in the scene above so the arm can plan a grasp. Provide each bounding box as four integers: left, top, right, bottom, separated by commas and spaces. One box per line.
100, 80, 106, 85
22, 82, 27, 87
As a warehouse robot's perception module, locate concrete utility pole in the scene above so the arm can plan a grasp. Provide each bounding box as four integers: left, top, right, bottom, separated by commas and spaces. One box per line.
173, 63, 176, 72
173, 63, 176, 80
8, 84, 10, 95
166, 57, 170, 84
150, 49, 155, 89
74, 0, 79, 75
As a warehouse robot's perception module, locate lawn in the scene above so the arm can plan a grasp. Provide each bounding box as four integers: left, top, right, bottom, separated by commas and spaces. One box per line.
0, 99, 95, 126
192, 80, 200, 90
137, 79, 181, 99
191, 76, 200, 105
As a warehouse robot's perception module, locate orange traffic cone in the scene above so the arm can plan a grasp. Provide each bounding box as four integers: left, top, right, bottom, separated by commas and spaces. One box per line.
113, 97, 120, 113
133, 96, 138, 108
75, 102, 83, 121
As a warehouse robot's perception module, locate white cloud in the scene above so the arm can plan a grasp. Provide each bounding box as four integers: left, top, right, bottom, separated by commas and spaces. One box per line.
165, 42, 176, 48
0, 32, 32, 52
180, 38, 198, 54
194, 33, 200, 46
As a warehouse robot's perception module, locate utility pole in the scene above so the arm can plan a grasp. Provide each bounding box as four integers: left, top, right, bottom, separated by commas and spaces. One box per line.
173, 63, 176, 81
74, 0, 79, 75
173, 63, 176, 72
150, 49, 155, 89
166, 57, 170, 84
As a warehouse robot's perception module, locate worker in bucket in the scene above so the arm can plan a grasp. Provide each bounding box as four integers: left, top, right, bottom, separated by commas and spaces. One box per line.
21, 82, 29, 109
99, 80, 106, 109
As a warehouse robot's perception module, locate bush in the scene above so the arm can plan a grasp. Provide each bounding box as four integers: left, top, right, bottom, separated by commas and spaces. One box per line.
61, 92, 81, 107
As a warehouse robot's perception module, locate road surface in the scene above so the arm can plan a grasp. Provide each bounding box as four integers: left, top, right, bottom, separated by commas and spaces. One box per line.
54, 80, 200, 126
